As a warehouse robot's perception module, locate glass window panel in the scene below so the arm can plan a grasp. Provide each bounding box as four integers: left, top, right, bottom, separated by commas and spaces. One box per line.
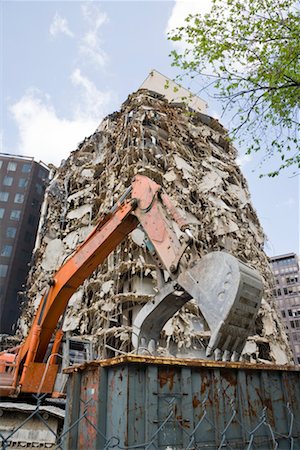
18, 178, 28, 188
14, 193, 24, 204
6, 227, 17, 238
3, 176, 13, 186
0, 265, 8, 277
38, 168, 47, 179
22, 163, 31, 173
0, 208, 4, 219
10, 210, 21, 221
0, 192, 9, 202
35, 183, 43, 195
7, 162, 17, 171
1, 245, 12, 257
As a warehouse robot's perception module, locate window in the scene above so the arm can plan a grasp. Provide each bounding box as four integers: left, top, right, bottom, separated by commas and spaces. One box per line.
0, 265, 8, 277
38, 168, 47, 179
6, 227, 17, 238
0, 208, 4, 219
22, 163, 31, 173
287, 276, 298, 285
0, 192, 9, 202
7, 162, 17, 171
10, 210, 21, 221
14, 193, 24, 204
281, 310, 286, 318
277, 289, 282, 297
18, 178, 28, 188
1, 245, 12, 257
3, 176, 13, 186
0, 161, 3, 169
35, 183, 43, 195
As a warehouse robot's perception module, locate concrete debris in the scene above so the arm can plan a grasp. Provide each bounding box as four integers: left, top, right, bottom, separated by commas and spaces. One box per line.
17, 89, 292, 364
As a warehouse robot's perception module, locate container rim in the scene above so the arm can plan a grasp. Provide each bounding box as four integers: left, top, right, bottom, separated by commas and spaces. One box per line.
63, 354, 300, 374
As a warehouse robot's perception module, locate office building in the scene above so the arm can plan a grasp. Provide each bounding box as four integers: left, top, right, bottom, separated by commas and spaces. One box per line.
270, 253, 300, 364
0, 153, 49, 333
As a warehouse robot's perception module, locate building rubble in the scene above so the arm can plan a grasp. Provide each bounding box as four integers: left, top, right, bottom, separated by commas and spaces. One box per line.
17, 89, 293, 364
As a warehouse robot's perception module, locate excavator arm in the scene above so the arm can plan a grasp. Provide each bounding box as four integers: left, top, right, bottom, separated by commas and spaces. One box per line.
0, 175, 263, 397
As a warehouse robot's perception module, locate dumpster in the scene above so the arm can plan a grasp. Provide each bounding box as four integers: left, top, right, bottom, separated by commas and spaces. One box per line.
64, 355, 300, 449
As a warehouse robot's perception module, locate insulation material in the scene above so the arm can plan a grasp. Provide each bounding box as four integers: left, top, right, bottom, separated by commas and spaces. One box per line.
17, 89, 292, 364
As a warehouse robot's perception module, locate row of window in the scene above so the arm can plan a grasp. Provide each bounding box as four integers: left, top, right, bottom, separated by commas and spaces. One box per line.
0, 161, 32, 173
0, 160, 47, 179
275, 275, 299, 285
0, 208, 37, 226
2, 227, 33, 241
282, 309, 300, 318
273, 267, 298, 275
0, 208, 21, 220
0, 192, 24, 203
273, 286, 300, 297
2, 176, 28, 188
286, 276, 298, 284
290, 320, 300, 329
271, 257, 297, 267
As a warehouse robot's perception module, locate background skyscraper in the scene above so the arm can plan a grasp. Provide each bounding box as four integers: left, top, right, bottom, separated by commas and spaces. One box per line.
0, 154, 49, 333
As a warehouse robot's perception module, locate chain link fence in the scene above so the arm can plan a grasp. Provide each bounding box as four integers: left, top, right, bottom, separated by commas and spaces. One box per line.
1, 393, 300, 449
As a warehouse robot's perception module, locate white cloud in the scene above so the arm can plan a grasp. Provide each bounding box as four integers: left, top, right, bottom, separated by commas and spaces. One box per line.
166, 0, 213, 51
236, 153, 253, 168
71, 68, 113, 118
49, 12, 74, 38
79, 3, 108, 68
10, 76, 114, 167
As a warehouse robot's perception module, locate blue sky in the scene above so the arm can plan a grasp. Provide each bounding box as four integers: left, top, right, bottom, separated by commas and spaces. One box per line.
1, 0, 299, 257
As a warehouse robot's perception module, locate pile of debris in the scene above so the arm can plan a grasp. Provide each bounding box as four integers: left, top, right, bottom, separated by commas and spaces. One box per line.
18, 89, 292, 364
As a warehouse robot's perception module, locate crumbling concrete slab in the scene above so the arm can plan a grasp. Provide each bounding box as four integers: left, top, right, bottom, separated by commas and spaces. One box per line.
16, 89, 293, 364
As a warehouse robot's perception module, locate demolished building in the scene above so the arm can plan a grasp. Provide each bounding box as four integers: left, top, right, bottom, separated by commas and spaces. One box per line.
17, 89, 293, 365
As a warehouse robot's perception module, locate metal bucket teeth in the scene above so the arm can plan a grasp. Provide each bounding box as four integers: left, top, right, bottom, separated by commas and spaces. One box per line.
133, 251, 263, 360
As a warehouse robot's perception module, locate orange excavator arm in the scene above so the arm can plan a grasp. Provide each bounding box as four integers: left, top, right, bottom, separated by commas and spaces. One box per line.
0, 175, 190, 396
0, 174, 263, 397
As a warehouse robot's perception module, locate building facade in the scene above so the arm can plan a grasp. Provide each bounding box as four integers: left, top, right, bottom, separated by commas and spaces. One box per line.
270, 253, 300, 364
140, 69, 208, 114
0, 153, 49, 334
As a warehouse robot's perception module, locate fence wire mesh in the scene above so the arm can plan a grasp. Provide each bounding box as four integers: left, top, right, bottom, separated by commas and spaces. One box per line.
1, 393, 300, 450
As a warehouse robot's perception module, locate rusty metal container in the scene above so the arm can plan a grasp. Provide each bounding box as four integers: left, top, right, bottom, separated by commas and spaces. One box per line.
63, 355, 300, 449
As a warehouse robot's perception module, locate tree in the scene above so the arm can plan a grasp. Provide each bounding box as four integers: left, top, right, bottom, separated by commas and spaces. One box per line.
168, 0, 300, 176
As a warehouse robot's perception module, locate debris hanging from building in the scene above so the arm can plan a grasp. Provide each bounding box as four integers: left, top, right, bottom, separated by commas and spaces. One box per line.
17, 89, 293, 364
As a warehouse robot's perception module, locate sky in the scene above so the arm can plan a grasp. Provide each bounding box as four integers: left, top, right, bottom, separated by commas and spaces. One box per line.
1, 0, 299, 257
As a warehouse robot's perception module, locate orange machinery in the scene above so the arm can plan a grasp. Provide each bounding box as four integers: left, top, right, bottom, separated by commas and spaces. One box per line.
0, 175, 263, 398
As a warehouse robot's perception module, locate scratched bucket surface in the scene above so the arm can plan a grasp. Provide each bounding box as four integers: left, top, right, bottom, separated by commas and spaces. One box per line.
63, 355, 300, 449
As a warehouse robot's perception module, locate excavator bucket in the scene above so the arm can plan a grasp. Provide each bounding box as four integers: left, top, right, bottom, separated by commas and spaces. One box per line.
132, 251, 263, 361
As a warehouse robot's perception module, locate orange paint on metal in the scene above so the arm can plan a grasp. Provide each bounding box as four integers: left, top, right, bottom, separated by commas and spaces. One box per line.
9, 175, 191, 394
20, 362, 58, 393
